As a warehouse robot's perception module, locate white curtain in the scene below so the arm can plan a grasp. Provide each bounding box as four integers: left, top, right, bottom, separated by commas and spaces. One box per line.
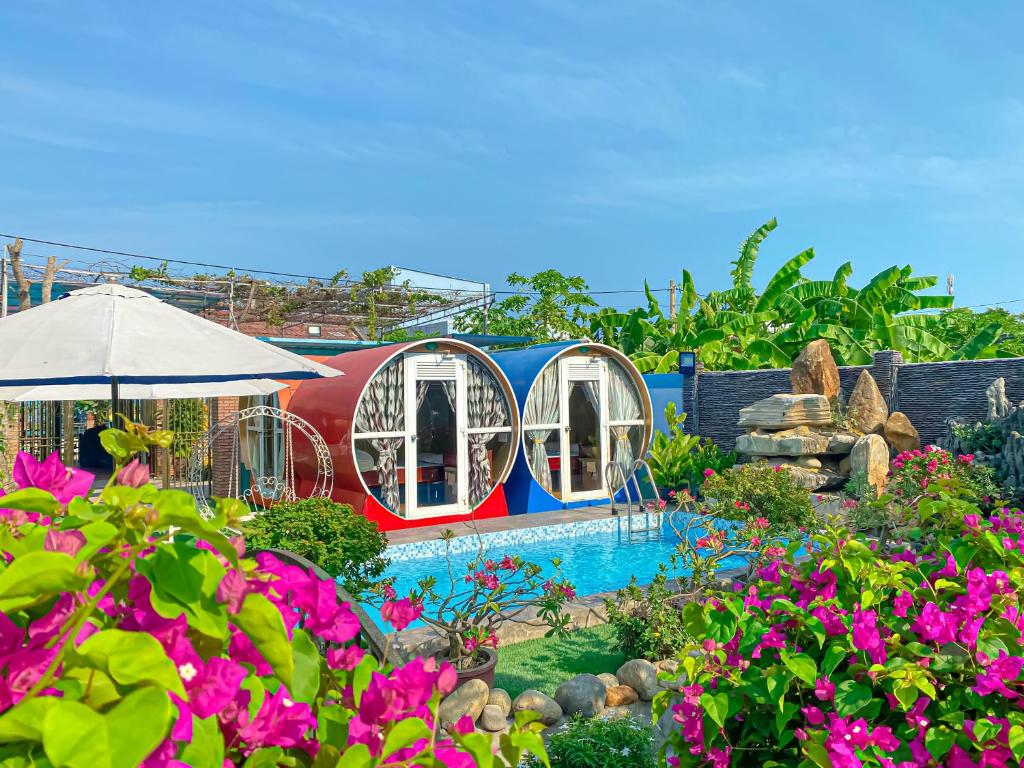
355, 358, 405, 511
608, 360, 641, 475
524, 362, 560, 492
467, 358, 509, 506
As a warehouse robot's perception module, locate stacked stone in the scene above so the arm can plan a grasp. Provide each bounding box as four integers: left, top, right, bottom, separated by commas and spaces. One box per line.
734, 340, 922, 496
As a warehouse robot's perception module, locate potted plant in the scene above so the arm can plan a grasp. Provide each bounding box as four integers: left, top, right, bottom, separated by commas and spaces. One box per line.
403, 529, 576, 687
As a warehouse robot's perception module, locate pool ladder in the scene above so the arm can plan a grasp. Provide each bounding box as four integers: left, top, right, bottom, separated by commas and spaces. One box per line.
605, 459, 661, 538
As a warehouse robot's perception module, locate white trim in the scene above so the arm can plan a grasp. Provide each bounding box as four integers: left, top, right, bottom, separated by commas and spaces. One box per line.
352, 430, 405, 440
467, 425, 512, 435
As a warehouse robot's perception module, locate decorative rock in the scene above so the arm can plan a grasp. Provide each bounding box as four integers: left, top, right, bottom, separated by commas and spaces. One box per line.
791, 340, 841, 401
793, 456, 823, 469
738, 394, 833, 430
850, 434, 890, 498
838, 455, 852, 476
438, 679, 489, 730
479, 704, 508, 732
988, 377, 1012, 421
737, 425, 830, 456
596, 673, 619, 689
616, 659, 659, 701
605, 685, 639, 706
779, 464, 845, 491
512, 690, 563, 726
827, 432, 858, 454
655, 659, 680, 675
487, 688, 512, 718
884, 412, 920, 452
848, 370, 888, 434
554, 674, 607, 718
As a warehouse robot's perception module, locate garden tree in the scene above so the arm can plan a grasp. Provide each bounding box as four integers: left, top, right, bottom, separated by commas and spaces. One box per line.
5, 237, 69, 308
935, 306, 1024, 359
455, 269, 595, 341
590, 218, 1003, 372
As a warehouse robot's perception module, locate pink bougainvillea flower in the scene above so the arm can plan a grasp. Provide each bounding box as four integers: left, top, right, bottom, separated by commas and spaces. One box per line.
892, 590, 914, 618
851, 607, 887, 665
380, 598, 423, 632
236, 686, 317, 756
703, 468, 715, 478
814, 677, 836, 701
43, 528, 86, 557
974, 650, 1024, 698
11, 450, 94, 504
115, 458, 151, 488
326, 644, 365, 671
801, 705, 825, 725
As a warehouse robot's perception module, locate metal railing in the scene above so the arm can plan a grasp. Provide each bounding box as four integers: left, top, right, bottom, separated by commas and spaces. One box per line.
605, 458, 662, 538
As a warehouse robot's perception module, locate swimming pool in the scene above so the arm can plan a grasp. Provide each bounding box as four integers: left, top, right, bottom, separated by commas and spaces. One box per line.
360, 513, 747, 632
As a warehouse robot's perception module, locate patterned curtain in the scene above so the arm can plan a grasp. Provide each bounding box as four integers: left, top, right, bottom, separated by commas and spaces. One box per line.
467, 358, 509, 506
355, 358, 405, 511
607, 360, 641, 475
524, 362, 560, 492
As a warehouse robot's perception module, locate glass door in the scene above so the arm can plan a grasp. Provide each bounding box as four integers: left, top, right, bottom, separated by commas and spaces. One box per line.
558, 357, 609, 501
404, 352, 468, 518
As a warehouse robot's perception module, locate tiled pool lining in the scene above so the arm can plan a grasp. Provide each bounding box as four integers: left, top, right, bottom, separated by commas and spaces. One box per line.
386, 512, 667, 562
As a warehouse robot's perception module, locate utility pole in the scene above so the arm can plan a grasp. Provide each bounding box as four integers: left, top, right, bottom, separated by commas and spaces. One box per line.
668, 280, 677, 319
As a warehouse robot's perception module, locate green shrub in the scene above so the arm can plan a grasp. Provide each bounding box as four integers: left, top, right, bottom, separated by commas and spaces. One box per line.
647, 403, 737, 494
951, 420, 1004, 454
701, 461, 815, 529
606, 565, 689, 661
525, 716, 655, 768
243, 497, 389, 597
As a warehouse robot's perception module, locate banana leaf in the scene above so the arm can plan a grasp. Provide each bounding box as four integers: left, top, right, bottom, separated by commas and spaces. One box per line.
730, 218, 777, 292
754, 247, 815, 313
949, 321, 1002, 361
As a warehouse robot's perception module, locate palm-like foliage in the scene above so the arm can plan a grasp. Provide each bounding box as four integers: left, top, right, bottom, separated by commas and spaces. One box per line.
591, 219, 1002, 372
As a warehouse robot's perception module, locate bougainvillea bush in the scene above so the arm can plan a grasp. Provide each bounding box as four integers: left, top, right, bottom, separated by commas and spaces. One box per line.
0, 428, 547, 767
657, 479, 1024, 767
700, 463, 815, 531
888, 445, 1003, 505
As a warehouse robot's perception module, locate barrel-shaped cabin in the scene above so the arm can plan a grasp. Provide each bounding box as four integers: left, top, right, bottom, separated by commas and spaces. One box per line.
490, 342, 653, 513
288, 340, 519, 530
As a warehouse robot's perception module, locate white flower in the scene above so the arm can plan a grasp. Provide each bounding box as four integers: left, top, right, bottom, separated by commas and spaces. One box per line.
178, 662, 198, 683
282, 697, 294, 708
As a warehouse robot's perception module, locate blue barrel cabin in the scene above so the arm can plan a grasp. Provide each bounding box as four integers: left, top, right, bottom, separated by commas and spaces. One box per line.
490, 341, 654, 514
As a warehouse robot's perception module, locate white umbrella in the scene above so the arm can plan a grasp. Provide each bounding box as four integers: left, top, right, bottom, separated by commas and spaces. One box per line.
0, 379, 287, 402
0, 283, 341, 406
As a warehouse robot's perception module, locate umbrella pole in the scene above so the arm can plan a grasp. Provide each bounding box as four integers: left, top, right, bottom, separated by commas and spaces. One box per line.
110, 377, 120, 429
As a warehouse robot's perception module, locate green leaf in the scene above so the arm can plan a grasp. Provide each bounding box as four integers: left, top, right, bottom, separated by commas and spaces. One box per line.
783, 653, 818, 685
834, 681, 873, 717
233, 593, 294, 688
179, 715, 225, 767
803, 741, 832, 768
336, 743, 372, 768
136, 542, 227, 639
0, 697, 59, 743
700, 692, 730, 729
289, 630, 322, 705
98, 429, 147, 460
1010, 725, 1024, 764
74, 629, 185, 697
153, 490, 238, 568
0, 551, 86, 613
926, 727, 956, 759
973, 718, 1002, 745
821, 645, 846, 678
893, 680, 918, 709
775, 701, 800, 739
72, 522, 119, 564
0, 489, 59, 515
382, 718, 431, 759
41, 686, 172, 768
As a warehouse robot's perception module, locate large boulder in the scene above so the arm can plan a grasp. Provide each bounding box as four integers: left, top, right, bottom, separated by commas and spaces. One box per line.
884, 412, 920, 452
776, 463, 846, 491
848, 371, 888, 434
616, 659, 659, 701
438, 679, 489, 730
791, 340, 841, 401
605, 685, 639, 706
827, 432, 858, 455
738, 394, 832, 430
512, 690, 562, 726
554, 674, 607, 718
850, 434, 890, 498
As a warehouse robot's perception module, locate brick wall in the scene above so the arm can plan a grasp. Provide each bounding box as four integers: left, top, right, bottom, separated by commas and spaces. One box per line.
210, 396, 240, 497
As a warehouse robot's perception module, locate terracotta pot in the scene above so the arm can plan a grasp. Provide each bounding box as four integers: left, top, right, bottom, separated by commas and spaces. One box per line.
454, 647, 498, 690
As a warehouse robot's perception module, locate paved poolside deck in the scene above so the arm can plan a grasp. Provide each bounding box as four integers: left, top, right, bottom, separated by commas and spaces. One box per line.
386, 504, 623, 545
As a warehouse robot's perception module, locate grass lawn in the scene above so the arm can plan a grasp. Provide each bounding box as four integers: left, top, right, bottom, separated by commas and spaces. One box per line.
494, 624, 625, 699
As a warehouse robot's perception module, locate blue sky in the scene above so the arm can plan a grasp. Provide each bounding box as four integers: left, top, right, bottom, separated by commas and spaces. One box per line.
1, 1, 1023, 309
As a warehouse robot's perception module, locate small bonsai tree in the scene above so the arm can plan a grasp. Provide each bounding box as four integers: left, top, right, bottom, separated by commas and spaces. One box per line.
405, 530, 577, 670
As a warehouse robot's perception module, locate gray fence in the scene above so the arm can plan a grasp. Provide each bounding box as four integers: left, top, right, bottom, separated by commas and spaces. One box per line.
681, 351, 1024, 450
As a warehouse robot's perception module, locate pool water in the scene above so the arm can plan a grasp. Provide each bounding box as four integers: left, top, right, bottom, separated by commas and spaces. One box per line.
359, 513, 748, 632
